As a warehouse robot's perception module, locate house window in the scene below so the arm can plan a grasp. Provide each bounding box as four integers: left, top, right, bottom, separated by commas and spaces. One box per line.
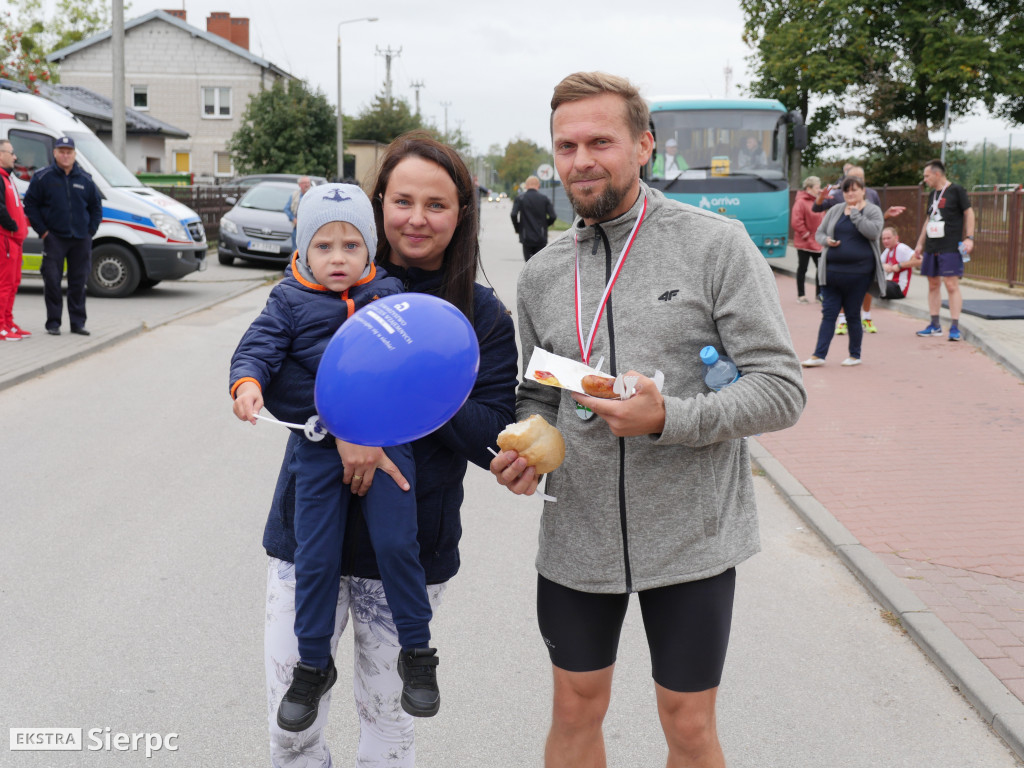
202, 87, 231, 118
214, 151, 233, 177
174, 151, 191, 173
132, 85, 148, 110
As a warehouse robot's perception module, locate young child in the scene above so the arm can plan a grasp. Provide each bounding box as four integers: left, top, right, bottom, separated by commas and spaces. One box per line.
229, 184, 440, 732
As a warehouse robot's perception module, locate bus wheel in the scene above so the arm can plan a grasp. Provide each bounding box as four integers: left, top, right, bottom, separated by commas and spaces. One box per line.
88, 244, 141, 298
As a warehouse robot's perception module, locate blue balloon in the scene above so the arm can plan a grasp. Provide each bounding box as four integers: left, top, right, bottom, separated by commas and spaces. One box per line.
314, 293, 480, 446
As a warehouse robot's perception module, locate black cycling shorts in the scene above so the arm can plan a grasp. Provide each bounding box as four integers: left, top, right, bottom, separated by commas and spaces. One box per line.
536, 568, 736, 693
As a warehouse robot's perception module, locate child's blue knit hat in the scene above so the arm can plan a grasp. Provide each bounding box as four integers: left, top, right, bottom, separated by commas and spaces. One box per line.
294, 183, 377, 284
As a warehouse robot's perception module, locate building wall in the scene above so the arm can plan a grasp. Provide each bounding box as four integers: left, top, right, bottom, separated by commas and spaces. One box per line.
55, 17, 286, 180
349, 142, 387, 191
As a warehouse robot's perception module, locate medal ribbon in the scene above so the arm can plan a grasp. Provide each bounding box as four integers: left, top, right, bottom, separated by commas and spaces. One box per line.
574, 194, 647, 365
930, 182, 949, 219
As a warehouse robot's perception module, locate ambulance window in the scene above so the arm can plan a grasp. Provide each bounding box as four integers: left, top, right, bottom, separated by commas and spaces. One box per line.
6, 129, 53, 182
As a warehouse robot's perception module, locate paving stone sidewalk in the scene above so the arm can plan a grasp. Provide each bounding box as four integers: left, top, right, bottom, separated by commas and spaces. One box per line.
758, 270, 1024, 708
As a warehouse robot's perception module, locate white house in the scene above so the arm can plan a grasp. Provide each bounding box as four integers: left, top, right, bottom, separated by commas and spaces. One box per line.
47, 9, 295, 181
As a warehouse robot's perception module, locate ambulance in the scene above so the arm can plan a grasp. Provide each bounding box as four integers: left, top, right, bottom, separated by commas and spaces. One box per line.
0, 82, 207, 297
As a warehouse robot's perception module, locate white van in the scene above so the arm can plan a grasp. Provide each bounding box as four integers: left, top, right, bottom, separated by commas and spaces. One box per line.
0, 84, 207, 297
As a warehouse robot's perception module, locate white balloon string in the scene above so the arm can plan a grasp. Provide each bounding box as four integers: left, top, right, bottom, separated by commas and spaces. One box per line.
487, 447, 557, 503
253, 413, 305, 430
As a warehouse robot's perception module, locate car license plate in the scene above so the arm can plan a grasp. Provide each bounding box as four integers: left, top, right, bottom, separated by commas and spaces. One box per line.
247, 240, 280, 254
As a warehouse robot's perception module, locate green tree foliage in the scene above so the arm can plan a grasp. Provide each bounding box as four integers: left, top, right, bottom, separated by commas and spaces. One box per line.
349, 93, 424, 145
227, 79, 337, 176
742, 1, 1024, 183
496, 138, 551, 191
1, 10, 54, 91
3, 0, 127, 91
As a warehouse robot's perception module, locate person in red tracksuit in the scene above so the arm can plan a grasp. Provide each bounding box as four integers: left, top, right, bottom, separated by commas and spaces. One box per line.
0, 139, 30, 341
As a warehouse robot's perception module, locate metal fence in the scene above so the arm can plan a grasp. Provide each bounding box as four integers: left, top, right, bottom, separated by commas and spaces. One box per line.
149, 185, 248, 243
790, 186, 1024, 288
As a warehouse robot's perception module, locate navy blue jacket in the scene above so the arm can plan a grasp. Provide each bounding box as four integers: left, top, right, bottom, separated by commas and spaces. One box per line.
261, 263, 519, 583
230, 261, 404, 431
23, 161, 102, 241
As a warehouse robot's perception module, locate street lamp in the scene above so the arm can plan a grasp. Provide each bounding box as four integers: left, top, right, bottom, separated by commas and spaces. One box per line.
337, 16, 379, 181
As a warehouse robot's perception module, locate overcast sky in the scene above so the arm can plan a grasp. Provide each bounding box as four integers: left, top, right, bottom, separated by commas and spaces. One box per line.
77, 1, 1024, 156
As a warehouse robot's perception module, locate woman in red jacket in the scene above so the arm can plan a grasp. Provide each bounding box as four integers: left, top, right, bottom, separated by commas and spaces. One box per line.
791, 175, 825, 303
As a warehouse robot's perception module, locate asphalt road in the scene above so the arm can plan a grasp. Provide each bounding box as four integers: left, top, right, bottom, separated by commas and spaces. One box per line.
0, 202, 1019, 766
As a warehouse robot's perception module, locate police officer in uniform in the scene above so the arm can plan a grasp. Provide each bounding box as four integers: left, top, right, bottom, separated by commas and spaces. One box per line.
24, 136, 102, 336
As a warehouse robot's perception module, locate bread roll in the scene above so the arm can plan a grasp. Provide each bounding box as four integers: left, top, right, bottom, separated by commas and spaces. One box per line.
581, 374, 617, 399
496, 414, 565, 475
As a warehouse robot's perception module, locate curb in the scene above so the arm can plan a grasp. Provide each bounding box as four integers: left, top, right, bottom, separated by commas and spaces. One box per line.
0, 279, 266, 394
768, 263, 1024, 383
748, 438, 1024, 762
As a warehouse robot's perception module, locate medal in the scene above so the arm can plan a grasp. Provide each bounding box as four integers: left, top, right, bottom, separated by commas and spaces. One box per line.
573, 193, 647, 414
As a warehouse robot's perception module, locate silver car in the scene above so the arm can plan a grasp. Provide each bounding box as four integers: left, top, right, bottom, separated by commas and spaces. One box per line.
218, 181, 297, 266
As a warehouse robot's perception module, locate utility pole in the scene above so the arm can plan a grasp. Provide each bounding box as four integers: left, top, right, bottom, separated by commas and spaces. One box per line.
940, 91, 951, 165
375, 46, 402, 107
440, 100, 452, 140
410, 80, 425, 116
112, 0, 125, 162
724, 61, 733, 98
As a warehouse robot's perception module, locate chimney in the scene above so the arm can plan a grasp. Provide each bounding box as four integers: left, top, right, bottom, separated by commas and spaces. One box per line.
163, 9, 186, 21
229, 17, 249, 51
206, 12, 231, 42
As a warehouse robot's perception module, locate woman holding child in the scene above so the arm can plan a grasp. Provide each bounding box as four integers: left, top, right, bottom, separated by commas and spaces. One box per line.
259, 132, 519, 766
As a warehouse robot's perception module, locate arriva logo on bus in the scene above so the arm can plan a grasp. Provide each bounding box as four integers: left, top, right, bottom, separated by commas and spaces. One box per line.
699, 196, 741, 210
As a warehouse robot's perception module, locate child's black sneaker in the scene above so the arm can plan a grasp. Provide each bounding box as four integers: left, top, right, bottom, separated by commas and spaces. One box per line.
398, 647, 440, 717
277, 657, 337, 732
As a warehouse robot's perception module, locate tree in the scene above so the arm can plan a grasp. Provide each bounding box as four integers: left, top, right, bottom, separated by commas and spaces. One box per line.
1, 10, 54, 92
348, 93, 424, 145
227, 79, 336, 176
742, 1, 1024, 183
496, 138, 551, 190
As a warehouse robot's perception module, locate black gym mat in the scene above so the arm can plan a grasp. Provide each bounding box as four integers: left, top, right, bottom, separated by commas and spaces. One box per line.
942, 299, 1024, 319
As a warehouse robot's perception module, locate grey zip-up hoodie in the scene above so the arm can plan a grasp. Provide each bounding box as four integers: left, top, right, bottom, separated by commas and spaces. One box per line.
516, 183, 806, 593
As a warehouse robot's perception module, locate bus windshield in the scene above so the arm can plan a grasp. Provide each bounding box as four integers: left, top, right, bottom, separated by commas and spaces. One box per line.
67, 131, 142, 188
647, 109, 787, 183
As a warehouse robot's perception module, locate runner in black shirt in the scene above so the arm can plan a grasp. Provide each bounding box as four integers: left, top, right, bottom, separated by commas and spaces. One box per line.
912, 159, 974, 341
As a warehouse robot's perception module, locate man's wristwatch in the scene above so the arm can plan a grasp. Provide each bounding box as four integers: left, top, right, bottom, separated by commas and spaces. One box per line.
964, 235, 974, 240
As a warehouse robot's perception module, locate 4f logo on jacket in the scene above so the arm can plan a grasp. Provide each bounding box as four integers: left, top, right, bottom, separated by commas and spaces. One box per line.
658, 290, 679, 302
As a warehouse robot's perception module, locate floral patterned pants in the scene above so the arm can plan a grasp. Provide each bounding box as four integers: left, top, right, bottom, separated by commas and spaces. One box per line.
265, 558, 447, 767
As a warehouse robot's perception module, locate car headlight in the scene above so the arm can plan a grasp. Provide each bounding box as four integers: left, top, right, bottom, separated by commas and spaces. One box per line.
150, 212, 189, 241
220, 217, 239, 235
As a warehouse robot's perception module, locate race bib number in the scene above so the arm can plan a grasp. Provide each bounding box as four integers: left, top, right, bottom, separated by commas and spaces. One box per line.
926, 220, 945, 239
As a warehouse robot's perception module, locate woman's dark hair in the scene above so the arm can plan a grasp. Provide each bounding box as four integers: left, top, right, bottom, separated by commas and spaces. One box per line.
370, 131, 480, 322
841, 176, 865, 192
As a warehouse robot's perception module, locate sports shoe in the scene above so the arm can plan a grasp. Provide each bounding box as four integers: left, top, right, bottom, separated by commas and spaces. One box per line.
11, 323, 31, 338
948, 327, 961, 342
862, 319, 877, 333
277, 657, 337, 732
2, 327, 21, 341
916, 324, 942, 337
398, 647, 440, 717
797, 296, 809, 304
801, 356, 825, 367
835, 322, 847, 335
841, 357, 862, 366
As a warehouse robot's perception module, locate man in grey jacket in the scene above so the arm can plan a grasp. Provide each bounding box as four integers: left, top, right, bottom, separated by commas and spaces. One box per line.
491, 71, 805, 767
